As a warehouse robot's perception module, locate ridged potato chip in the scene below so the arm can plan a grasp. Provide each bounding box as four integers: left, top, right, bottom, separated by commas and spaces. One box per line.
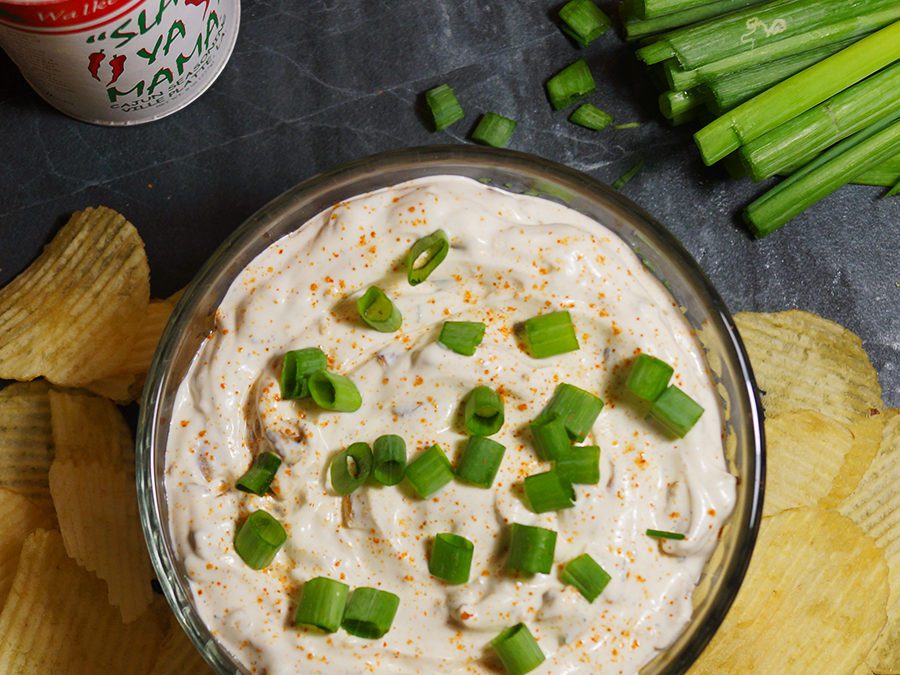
150, 613, 213, 674
0, 206, 149, 386
0, 380, 53, 505
0, 529, 162, 674
735, 310, 883, 426
819, 412, 886, 511
691, 508, 888, 674
49, 389, 153, 622
763, 410, 854, 517
85, 300, 174, 403
0, 488, 55, 607
840, 411, 900, 674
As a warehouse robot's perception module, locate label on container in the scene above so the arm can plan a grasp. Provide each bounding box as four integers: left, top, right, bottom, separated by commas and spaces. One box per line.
0, 0, 240, 125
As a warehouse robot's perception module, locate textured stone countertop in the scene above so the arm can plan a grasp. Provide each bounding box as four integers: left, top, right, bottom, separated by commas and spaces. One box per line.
0, 1, 896, 404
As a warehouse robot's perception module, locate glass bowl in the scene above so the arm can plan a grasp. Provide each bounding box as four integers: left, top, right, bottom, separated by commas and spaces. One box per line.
137, 145, 765, 674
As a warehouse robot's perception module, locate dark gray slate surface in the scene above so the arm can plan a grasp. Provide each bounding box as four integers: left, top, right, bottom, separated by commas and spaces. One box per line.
0, 1, 897, 404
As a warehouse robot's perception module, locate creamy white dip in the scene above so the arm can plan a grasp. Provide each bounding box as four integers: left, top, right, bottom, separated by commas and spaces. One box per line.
165, 175, 735, 674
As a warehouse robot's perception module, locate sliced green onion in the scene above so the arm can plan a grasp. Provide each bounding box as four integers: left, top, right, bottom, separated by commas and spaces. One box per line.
623, 0, 766, 41
538, 382, 604, 442
506, 523, 557, 575
438, 321, 486, 356
612, 160, 645, 189
463, 385, 505, 436
522, 310, 579, 358
356, 286, 402, 332
341, 587, 400, 639
625, 354, 674, 402
559, 0, 610, 47
555, 445, 600, 485
330, 442, 373, 496
529, 413, 570, 461
308, 370, 362, 412
456, 436, 506, 488
560, 553, 611, 602
405, 444, 454, 498
490, 623, 545, 675
546, 59, 596, 110
647, 528, 686, 540
294, 576, 349, 633
279, 347, 327, 400
569, 103, 613, 131
425, 84, 464, 131
429, 533, 475, 584
406, 229, 450, 286
523, 470, 575, 514
236, 451, 282, 496
372, 435, 406, 486
234, 510, 287, 570
472, 112, 517, 148
649, 385, 704, 437
614, 122, 641, 130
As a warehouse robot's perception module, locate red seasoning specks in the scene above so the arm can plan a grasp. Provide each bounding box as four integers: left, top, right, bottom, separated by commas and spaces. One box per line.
164, 176, 735, 675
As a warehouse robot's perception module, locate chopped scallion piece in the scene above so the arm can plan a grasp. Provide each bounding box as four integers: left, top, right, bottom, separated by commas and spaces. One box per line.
356, 286, 402, 332
456, 436, 506, 488
569, 103, 613, 131
308, 370, 362, 412
463, 385, 505, 436
279, 347, 327, 400
490, 623, 545, 675
555, 445, 600, 485
649, 385, 704, 437
341, 587, 400, 639
294, 576, 349, 633
372, 435, 406, 486
236, 451, 282, 496
406, 229, 450, 286
438, 321, 486, 356
560, 553, 611, 602
559, 0, 610, 47
425, 84, 464, 131
405, 444, 454, 498
522, 310, 579, 358
612, 160, 645, 189
524, 470, 575, 513
647, 528, 686, 540
234, 510, 287, 570
625, 354, 674, 402
529, 413, 570, 461
506, 523, 557, 574
537, 383, 604, 442
614, 122, 641, 129
330, 442, 373, 496
546, 59, 596, 110
429, 533, 475, 584
472, 112, 517, 148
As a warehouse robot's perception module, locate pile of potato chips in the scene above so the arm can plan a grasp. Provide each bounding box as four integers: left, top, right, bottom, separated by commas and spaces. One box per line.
0, 208, 894, 673
0, 207, 209, 673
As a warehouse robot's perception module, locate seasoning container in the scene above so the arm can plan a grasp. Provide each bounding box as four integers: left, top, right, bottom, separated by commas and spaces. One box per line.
0, 0, 240, 125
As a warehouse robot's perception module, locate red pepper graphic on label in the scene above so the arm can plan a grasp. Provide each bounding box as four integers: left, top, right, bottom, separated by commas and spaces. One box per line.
184, 0, 210, 16
108, 54, 126, 86
87, 50, 105, 82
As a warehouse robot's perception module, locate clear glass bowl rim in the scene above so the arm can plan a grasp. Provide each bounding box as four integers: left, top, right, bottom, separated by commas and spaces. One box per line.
137, 144, 765, 675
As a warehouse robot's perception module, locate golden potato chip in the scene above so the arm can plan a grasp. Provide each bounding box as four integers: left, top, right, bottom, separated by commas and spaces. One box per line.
840, 411, 900, 674
0, 380, 53, 505
0, 529, 162, 673
819, 412, 886, 510
49, 389, 131, 466
691, 508, 888, 674
84, 300, 174, 403
151, 613, 213, 674
734, 311, 883, 426
0, 488, 55, 607
0, 206, 149, 386
763, 410, 854, 517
